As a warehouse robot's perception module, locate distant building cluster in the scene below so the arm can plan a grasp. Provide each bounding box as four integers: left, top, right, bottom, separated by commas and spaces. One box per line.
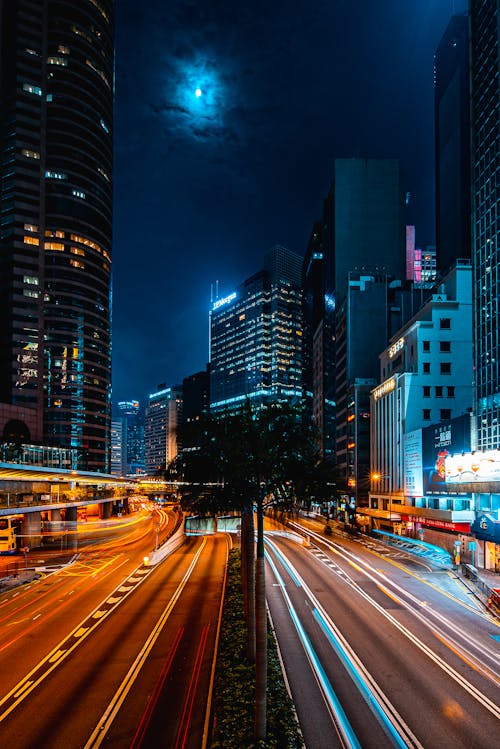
0, 4, 499, 569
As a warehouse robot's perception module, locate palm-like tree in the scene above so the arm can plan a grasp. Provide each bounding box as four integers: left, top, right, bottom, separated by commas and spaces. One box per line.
170, 401, 319, 740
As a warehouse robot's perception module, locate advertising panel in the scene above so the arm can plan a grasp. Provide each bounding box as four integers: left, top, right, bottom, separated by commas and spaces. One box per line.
445, 449, 500, 484
404, 429, 423, 496
422, 414, 471, 494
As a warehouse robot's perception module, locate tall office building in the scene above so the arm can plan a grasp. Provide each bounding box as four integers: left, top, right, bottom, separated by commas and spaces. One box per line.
434, 14, 471, 274
470, 0, 500, 452
324, 159, 405, 304
145, 385, 182, 474
117, 400, 145, 474
302, 223, 335, 459
210, 245, 303, 414
110, 418, 125, 476
0, 1, 114, 471
302, 159, 405, 463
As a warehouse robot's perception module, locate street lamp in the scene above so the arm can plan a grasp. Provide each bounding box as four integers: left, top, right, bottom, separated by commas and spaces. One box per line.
371, 472, 392, 529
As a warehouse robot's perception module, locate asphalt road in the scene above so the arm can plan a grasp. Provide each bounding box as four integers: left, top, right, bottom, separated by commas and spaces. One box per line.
0, 513, 227, 749
265, 518, 500, 749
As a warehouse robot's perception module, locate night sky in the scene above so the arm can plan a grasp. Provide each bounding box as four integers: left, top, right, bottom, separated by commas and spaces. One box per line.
112, 0, 468, 408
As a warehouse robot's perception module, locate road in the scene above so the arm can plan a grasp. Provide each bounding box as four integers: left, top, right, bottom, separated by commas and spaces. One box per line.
0, 511, 228, 749
265, 516, 500, 749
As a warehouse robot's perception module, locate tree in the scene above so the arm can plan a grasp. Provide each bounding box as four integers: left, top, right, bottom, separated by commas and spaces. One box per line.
172, 400, 319, 740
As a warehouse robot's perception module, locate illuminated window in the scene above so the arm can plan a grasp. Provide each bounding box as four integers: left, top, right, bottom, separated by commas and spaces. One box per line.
70, 259, 85, 269
23, 289, 39, 299
72, 189, 86, 199
23, 83, 42, 96
22, 149, 40, 159
100, 118, 109, 133
44, 242, 64, 251
85, 59, 110, 88
24, 236, 39, 246
45, 170, 67, 180
88, 0, 109, 22
70, 234, 101, 252
25, 48, 39, 57
98, 167, 110, 182
45, 230, 65, 238
70, 247, 85, 256
24, 224, 38, 232
58, 45, 70, 55
47, 57, 67, 66
102, 250, 111, 261
23, 276, 39, 285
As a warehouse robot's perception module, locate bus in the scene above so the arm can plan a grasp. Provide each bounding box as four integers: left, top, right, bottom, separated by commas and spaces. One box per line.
0, 516, 19, 554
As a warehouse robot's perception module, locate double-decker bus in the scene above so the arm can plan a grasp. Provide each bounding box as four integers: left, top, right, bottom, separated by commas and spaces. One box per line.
0, 516, 19, 554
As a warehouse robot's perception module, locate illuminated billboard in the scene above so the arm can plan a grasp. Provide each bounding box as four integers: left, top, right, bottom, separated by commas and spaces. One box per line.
445, 450, 500, 484
421, 414, 471, 494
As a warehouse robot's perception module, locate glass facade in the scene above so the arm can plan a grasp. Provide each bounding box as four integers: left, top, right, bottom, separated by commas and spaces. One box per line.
210, 246, 303, 414
471, 0, 500, 450
0, 1, 114, 471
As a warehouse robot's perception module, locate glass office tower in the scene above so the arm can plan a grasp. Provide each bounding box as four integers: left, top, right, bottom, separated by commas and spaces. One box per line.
470, 0, 500, 450
0, 0, 113, 470
210, 246, 303, 415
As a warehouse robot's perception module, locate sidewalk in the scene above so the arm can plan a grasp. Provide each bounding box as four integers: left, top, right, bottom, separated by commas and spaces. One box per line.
455, 563, 500, 618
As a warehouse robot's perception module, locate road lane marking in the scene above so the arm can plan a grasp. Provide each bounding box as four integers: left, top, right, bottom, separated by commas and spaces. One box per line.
0, 559, 157, 721
84, 537, 208, 749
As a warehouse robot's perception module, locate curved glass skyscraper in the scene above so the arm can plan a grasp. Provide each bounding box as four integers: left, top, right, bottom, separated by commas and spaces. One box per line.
0, 0, 113, 471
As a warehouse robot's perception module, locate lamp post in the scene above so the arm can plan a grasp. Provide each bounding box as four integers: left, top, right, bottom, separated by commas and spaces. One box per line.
371, 472, 392, 530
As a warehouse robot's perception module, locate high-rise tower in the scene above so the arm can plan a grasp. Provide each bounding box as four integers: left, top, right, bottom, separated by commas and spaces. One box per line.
210, 246, 303, 415
470, 0, 500, 451
0, 1, 114, 471
434, 14, 470, 274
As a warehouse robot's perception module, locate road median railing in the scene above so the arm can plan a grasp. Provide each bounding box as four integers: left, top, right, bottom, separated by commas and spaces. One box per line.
143, 518, 185, 566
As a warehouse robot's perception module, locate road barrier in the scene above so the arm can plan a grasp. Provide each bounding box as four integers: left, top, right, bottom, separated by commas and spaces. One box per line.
143, 520, 185, 567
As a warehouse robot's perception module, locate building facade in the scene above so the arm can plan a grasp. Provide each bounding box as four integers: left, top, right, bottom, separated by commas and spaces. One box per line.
434, 13, 471, 274
470, 0, 500, 453
368, 262, 473, 532
145, 385, 182, 474
210, 246, 303, 414
0, 0, 114, 471
117, 400, 145, 474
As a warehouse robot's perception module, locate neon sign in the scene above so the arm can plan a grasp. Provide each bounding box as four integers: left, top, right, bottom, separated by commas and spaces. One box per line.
213, 292, 236, 310
373, 377, 396, 401
388, 337, 404, 359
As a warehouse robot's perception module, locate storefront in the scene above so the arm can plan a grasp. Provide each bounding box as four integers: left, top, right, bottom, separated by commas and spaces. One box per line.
470, 513, 500, 572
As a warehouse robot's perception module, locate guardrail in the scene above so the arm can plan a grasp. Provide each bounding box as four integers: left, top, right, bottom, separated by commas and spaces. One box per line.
143, 520, 185, 566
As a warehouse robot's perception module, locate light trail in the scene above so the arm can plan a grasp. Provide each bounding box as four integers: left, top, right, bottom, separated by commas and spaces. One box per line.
265, 548, 361, 749
269, 534, 500, 721
287, 522, 500, 683
266, 538, 423, 748
83, 538, 207, 749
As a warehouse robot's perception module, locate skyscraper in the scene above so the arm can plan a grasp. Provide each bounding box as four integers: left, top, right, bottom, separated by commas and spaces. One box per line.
0, 0, 113, 471
470, 0, 500, 451
303, 159, 405, 464
145, 385, 182, 474
325, 159, 405, 304
434, 13, 470, 274
117, 400, 145, 474
210, 245, 303, 414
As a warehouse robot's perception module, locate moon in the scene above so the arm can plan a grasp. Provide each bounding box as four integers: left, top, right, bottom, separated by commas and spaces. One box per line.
195, 88, 202, 98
